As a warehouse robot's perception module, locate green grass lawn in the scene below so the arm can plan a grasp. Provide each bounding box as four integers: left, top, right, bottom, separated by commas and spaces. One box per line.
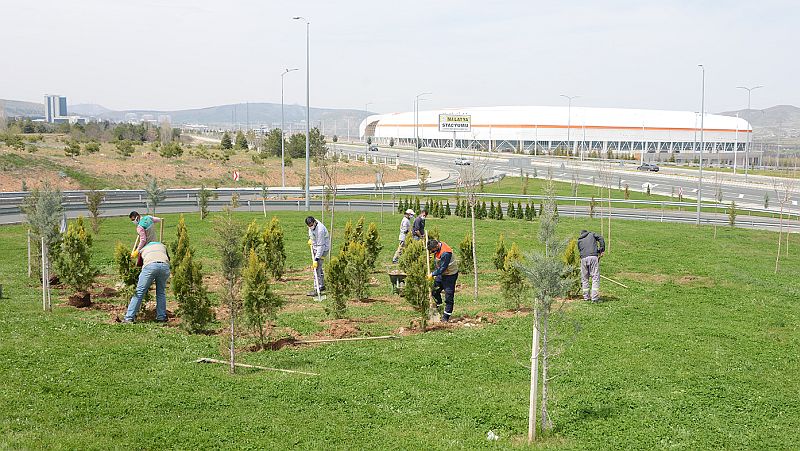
1, 210, 799, 449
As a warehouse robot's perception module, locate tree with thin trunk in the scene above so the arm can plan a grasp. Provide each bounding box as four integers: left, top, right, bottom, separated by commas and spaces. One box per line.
21, 183, 63, 284
145, 178, 166, 215
260, 183, 268, 218
456, 146, 490, 302
212, 209, 245, 373
519, 178, 576, 441
320, 148, 339, 238
85, 190, 105, 234
772, 175, 797, 272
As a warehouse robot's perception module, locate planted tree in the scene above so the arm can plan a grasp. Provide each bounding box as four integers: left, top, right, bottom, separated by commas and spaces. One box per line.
145, 178, 166, 214
325, 253, 349, 319
493, 234, 507, 270
346, 240, 370, 301
259, 217, 285, 280
398, 239, 431, 330
242, 219, 262, 256
85, 190, 105, 234
500, 242, 526, 310
562, 238, 581, 297
234, 130, 249, 150
212, 210, 245, 374
520, 180, 576, 441
54, 216, 98, 307
728, 201, 737, 227
459, 234, 474, 278
198, 185, 211, 220
364, 222, 382, 271
242, 250, 284, 348
171, 215, 213, 333
220, 131, 233, 150
22, 183, 63, 304
114, 242, 141, 300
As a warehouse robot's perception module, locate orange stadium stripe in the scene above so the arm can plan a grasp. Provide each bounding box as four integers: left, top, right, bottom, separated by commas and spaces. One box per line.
377, 123, 751, 133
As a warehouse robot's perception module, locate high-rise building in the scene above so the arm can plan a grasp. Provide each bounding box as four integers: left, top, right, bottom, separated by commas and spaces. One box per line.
44, 95, 67, 123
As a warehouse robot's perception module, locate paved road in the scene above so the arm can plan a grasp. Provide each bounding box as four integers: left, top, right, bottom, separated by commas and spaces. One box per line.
341, 143, 797, 213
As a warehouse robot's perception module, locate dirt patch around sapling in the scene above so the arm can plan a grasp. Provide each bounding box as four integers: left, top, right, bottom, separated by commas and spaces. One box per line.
314, 319, 361, 339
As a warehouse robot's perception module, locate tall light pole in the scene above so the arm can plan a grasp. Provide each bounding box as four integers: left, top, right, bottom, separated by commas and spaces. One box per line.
696, 64, 705, 226
737, 85, 763, 181
414, 92, 431, 181
560, 94, 579, 158
293, 16, 311, 210
364, 102, 373, 158
280, 68, 298, 188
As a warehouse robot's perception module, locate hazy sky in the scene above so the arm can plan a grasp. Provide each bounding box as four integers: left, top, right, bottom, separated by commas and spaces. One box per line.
2, 0, 797, 113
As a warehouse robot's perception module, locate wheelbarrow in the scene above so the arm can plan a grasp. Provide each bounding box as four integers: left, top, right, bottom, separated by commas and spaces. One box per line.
387, 270, 407, 295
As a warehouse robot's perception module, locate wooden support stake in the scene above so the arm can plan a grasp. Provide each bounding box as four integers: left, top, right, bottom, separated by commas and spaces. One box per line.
195, 358, 318, 376
600, 274, 629, 289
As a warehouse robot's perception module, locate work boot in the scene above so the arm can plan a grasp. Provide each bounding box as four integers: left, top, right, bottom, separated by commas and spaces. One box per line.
307, 290, 320, 297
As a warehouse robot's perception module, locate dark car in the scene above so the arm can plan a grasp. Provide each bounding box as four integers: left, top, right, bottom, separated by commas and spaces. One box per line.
637, 163, 659, 172
368, 144, 379, 152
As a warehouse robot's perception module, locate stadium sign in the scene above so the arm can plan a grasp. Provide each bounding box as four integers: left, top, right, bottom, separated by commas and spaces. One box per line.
438, 113, 471, 133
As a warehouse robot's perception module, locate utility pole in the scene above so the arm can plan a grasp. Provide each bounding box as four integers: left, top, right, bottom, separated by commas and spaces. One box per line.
281, 68, 299, 188
293, 16, 311, 210
414, 92, 431, 182
697, 64, 705, 226
560, 94, 579, 157
737, 85, 763, 181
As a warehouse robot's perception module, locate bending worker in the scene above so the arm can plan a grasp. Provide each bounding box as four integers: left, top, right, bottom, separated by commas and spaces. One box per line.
306, 216, 330, 296
392, 209, 415, 263
577, 229, 605, 302
426, 238, 459, 322
123, 241, 170, 323
129, 210, 163, 258
412, 209, 427, 241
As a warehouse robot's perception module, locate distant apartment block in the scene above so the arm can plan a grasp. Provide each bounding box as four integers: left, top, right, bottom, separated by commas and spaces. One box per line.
44, 95, 67, 123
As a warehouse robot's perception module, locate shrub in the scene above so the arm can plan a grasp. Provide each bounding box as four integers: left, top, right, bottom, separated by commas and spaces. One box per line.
364, 222, 382, 271
173, 248, 213, 333
64, 140, 81, 157
325, 253, 349, 319
116, 140, 134, 157
54, 217, 98, 294
496, 201, 504, 220
500, 243, 526, 310
114, 242, 141, 300
398, 239, 431, 329
159, 141, 183, 158
261, 217, 286, 280
459, 234, 474, 277
84, 141, 100, 154
346, 240, 370, 301
242, 250, 284, 347
242, 219, 262, 257
508, 202, 516, 218
493, 234, 507, 270
562, 238, 581, 297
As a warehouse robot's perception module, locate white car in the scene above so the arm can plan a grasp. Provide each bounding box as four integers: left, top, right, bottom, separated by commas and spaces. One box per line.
454, 157, 471, 166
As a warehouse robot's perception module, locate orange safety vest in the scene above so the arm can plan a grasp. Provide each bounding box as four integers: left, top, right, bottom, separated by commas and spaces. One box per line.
434, 242, 459, 276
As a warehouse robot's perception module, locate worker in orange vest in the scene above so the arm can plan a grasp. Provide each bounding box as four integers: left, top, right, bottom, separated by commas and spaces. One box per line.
426, 239, 459, 322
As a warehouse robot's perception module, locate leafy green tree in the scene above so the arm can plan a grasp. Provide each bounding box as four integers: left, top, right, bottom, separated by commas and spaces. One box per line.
398, 239, 431, 329
493, 234, 507, 270
54, 217, 98, 297
242, 250, 284, 347
346, 240, 370, 301
309, 127, 326, 157
220, 132, 233, 150
287, 133, 306, 159
234, 130, 249, 150
263, 128, 283, 157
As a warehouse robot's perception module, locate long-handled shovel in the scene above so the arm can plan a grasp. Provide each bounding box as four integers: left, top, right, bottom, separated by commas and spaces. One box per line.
308, 241, 322, 302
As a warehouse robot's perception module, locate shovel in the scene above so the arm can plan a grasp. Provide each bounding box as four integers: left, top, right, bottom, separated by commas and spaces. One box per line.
308, 241, 323, 302
425, 231, 441, 322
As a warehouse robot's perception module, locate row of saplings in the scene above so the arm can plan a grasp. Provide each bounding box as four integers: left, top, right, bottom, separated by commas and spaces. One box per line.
397, 196, 547, 221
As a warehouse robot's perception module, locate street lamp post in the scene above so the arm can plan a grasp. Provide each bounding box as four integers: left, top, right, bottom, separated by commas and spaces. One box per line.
281, 68, 298, 188
293, 16, 311, 210
736, 85, 763, 181
414, 92, 431, 182
364, 102, 373, 158
560, 94, 579, 158
697, 64, 705, 226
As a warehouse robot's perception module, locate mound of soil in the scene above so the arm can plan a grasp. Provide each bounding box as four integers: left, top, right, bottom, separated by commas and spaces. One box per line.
94, 286, 118, 298
317, 319, 360, 339
67, 291, 91, 308
248, 337, 299, 352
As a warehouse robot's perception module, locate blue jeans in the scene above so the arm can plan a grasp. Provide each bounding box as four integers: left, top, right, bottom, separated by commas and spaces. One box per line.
125, 262, 170, 321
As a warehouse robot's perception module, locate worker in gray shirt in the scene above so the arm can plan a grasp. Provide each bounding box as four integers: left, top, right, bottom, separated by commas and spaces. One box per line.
393, 209, 414, 263
577, 230, 605, 302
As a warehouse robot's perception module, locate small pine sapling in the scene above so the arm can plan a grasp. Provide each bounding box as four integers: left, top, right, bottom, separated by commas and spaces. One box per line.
173, 248, 213, 333
398, 239, 431, 330
54, 216, 98, 302
445, 201, 451, 216
489, 200, 496, 219
242, 250, 284, 348
493, 234, 507, 270
242, 219, 262, 257
114, 242, 141, 300
497, 201, 504, 220
561, 238, 581, 297
346, 240, 370, 301
364, 222, 382, 271
728, 201, 737, 227
508, 202, 516, 218
261, 217, 286, 280
459, 234, 474, 277
325, 253, 349, 319
500, 242, 526, 310
516, 202, 524, 219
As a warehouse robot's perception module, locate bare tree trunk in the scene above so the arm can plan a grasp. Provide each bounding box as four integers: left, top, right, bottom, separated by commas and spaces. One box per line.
775, 206, 784, 273
540, 307, 550, 431
470, 198, 478, 302
528, 308, 540, 443
262, 198, 266, 218
330, 189, 337, 238
607, 185, 612, 253
229, 282, 235, 374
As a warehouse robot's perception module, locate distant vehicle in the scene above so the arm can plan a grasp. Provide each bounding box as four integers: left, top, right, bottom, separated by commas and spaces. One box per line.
368, 144, 379, 151
454, 157, 471, 166
637, 163, 659, 172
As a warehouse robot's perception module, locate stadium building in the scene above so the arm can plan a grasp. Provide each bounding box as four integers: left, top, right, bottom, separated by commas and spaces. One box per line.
360, 106, 753, 165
